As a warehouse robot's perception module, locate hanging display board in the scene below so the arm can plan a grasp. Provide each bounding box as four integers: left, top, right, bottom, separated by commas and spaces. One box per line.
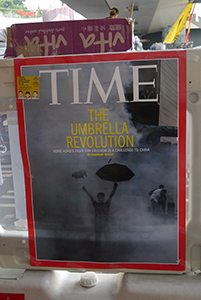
14, 51, 186, 272
5, 18, 132, 58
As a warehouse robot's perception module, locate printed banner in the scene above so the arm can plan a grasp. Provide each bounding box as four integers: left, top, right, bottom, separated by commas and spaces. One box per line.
5, 18, 132, 58
14, 51, 186, 271
16, 10, 36, 16
163, 3, 193, 44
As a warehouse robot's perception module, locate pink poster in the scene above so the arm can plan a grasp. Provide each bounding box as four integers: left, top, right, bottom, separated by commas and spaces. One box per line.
5, 19, 132, 57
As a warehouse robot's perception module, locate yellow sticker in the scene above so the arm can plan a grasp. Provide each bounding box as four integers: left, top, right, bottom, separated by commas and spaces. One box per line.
17, 76, 40, 100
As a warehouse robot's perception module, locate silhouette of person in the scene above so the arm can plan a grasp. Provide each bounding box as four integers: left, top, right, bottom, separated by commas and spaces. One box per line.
149, 184, 165, 215
82, 182, 118, 254
158, 187, 167, 215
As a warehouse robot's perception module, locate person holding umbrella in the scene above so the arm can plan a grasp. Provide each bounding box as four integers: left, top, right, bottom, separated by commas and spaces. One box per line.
82, 182, 118, 255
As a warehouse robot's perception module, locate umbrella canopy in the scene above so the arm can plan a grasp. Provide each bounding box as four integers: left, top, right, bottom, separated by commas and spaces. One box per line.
96, 163, 134, 182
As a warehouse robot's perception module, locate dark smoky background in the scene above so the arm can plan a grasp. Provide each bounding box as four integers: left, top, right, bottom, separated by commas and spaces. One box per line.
21, 60, 178, 264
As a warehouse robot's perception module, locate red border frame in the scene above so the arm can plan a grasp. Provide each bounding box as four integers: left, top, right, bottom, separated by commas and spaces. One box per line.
0, 294, 24, 300
14, 51, 186, 271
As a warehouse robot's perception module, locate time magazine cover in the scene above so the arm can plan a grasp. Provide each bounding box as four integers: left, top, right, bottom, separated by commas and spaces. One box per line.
14, 51, 186, 271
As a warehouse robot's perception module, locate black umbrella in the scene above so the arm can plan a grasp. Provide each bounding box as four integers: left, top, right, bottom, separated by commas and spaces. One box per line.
96, 163, 134, 182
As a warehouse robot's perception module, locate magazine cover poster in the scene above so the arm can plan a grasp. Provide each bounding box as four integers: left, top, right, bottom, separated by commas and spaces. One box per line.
14, 51, 186, 271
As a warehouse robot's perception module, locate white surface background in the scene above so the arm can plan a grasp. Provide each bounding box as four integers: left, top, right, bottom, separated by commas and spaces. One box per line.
25, 0, 63, 10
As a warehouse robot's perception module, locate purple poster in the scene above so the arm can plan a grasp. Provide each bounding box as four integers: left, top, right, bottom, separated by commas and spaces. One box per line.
5, 19, 132, 58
